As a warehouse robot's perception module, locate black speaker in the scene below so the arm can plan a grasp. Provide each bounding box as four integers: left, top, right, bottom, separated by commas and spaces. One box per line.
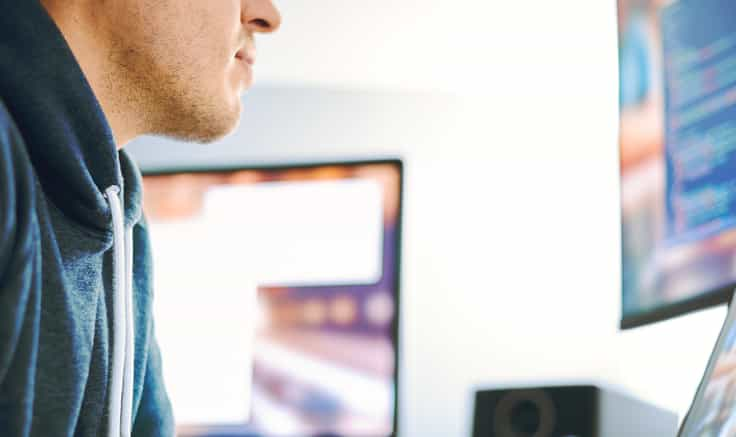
471, 384, 677, 437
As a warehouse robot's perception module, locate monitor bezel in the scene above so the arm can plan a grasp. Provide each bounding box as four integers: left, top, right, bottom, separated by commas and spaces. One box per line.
621, 287, 733, 330
615, 0, 736, 330
141, 158, 404, 437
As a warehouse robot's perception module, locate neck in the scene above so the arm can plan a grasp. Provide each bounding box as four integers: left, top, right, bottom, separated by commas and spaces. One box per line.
40, 0, 139, 148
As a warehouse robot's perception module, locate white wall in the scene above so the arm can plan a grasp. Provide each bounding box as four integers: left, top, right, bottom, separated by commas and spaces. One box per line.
127, 1, 730, 436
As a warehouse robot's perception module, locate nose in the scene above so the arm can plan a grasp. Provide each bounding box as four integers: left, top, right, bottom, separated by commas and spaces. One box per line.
242, 0, 282, 34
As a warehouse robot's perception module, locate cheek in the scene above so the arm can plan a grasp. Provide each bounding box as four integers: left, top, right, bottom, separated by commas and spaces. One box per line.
198, 6, 243, 88
194, 1, 241, 59
134, 0, 243, 99
158, 1, 238, 66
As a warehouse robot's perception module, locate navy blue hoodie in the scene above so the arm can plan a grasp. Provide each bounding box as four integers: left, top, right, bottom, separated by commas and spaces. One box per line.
0, 0, 175, 435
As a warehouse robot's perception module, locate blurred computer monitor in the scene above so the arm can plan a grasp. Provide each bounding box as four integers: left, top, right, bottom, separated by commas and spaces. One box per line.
141, 159, 402, 437
618, 0, 736, 328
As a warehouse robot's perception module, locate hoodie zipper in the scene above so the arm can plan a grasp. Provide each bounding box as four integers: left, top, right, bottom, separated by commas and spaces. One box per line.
105, 185, 135, 437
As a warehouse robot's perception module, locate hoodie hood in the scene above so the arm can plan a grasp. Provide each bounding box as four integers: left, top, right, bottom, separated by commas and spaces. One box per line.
0, 0, 142, 234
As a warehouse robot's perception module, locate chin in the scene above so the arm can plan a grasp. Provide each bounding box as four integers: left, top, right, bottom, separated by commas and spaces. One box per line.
162, 97, 242, 144
200, 109, 242, 143
190, 117, 241, 144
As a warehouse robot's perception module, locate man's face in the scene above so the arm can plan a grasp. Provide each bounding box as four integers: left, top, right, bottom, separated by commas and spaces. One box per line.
103, 0, 280, 143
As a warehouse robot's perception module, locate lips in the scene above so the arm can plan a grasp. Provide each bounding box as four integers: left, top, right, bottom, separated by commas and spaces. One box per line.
235, 49, 255, 66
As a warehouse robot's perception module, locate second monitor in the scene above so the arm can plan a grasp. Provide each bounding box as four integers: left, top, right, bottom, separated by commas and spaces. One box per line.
141, 159, 403, 437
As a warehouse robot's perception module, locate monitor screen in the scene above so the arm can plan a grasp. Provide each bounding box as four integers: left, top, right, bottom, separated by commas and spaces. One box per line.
619, 0, 736, 328
141, 160, 402, 436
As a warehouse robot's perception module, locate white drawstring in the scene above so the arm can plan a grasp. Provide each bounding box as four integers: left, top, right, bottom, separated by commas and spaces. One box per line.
105, 185, 134, 437
121, 226, 135, 436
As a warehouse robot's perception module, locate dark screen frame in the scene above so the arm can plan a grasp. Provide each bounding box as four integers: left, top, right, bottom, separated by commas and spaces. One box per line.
621, 288, 734, 329
141, 158, 404, 437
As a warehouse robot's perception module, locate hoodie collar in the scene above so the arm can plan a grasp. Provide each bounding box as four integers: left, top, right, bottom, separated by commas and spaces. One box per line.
0, 0, 142, 233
